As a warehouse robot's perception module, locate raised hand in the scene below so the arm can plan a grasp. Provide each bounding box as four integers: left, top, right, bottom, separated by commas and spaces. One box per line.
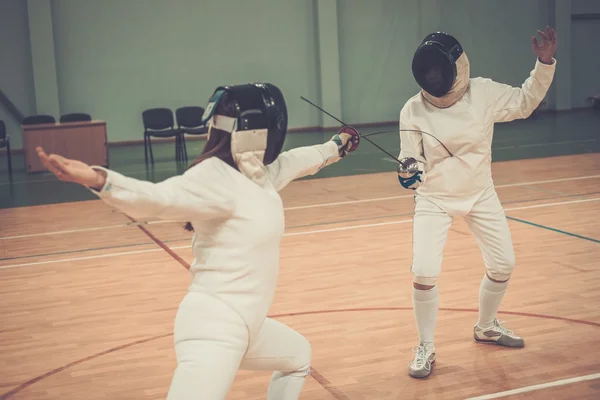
532, 26, 557, 64
36, 146, 106, 189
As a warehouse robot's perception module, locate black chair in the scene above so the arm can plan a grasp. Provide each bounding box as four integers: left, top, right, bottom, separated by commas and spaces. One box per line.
176, 106, 208, 135
142, 108, 185, 164
60, 113, 92, 123
22, 114, 55, 125
0, 120, 12, 175
175, 106, 209, 161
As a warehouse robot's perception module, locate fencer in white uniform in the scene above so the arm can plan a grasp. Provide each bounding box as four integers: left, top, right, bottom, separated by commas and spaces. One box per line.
396, 28, 557, 378
35, 83, 360, 399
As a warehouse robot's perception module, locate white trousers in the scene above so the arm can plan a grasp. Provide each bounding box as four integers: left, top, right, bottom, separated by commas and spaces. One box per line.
167, 292, 311, 400
411, 186, 516, 285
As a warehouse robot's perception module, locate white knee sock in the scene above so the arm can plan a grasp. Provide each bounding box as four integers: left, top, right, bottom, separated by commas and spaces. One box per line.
267, 371, 307, 400
477, 274, 509, 329
413, 286, 438, 344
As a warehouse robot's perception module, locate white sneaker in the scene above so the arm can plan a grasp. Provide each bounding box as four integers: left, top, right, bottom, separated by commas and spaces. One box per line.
408, 342, 436, 378
474, 319, 524, 348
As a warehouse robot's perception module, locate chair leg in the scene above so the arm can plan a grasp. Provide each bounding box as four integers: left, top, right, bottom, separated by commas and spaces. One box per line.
144, 134, 148, 165
6, 142, 12, 176
175, 135, 181, 162
148, 136, 154, 164
177, 134, 186, 163
176, 134, 187, 162
182, 134, 188, 162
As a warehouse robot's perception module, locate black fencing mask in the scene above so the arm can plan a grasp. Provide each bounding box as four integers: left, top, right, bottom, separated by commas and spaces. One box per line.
202, 83, 288, 184
411, 32, 470, 108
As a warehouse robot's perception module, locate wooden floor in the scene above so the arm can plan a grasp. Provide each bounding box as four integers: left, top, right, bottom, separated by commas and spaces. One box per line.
1, 153, 599, 400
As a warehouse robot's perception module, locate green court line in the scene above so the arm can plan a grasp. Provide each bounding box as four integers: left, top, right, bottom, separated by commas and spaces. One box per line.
4, 192, 600, 262
506, 216, 600, 244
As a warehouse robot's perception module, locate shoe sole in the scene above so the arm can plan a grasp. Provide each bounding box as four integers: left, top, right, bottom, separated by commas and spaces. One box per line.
474, 334, 525, 348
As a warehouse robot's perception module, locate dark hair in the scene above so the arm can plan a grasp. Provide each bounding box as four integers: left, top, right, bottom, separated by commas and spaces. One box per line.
183, 91, 237, 232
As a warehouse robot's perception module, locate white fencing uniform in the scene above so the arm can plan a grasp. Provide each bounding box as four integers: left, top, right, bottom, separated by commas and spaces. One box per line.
90, 141, 342, 399
399, 58, 556, 284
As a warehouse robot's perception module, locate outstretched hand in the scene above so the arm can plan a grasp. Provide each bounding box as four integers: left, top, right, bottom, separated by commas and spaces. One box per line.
333, 126, 360, 157
532, 26, 557, 64
36, 147, 106, 189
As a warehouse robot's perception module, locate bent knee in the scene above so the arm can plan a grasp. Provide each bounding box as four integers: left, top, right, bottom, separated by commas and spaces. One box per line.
298, 339, 312, 375
299, 337, 311, 363
285, 337, 311, 377
487, 254, 516, 282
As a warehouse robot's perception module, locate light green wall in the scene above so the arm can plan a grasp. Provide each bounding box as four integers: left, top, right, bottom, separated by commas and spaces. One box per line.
315, 0, 343, 128
28, 0, 61, 118
571, 0, 600, 107
1, 0, 598, 150
51, 0, 322, 143
338, 0, 421, 124
571, 19, 600, 107
338, 0, 550, 124
0, 0, 36, 149
572, 0, 600, 14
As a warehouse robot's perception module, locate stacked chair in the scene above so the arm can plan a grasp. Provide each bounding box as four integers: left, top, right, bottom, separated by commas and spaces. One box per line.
142, 106, 208, 165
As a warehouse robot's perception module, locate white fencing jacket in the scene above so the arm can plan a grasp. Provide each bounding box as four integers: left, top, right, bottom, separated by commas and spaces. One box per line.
399, 58, 556, 216
90, 141, 341, 338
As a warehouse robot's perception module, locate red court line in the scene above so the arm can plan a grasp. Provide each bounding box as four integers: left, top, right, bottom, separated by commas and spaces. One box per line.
3, 306, 599, 399
0, 333, 172, 399
310, 368, 351, 400
126, 215, 191, 270
127, 218, 347, 397
270, 307, 600, 328
8, 209, 591, 399
123, 214, 600, 398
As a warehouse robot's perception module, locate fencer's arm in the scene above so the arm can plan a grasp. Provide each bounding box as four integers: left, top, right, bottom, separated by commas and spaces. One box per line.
397, 108, 427, 190
87, 161, 234, 221
398, 108, 426, 164
266, 141, 341, 191
487, 58, 556, 123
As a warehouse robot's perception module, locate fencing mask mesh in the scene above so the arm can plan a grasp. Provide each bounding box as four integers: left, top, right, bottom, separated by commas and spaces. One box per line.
412, 32, 470, 108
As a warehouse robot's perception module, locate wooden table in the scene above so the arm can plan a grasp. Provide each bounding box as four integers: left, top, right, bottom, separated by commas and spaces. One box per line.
22, 120, 108, 173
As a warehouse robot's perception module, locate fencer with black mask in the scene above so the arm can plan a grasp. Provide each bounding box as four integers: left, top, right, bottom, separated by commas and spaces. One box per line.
35, 82, 360, 399
397, 28, 557, 378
